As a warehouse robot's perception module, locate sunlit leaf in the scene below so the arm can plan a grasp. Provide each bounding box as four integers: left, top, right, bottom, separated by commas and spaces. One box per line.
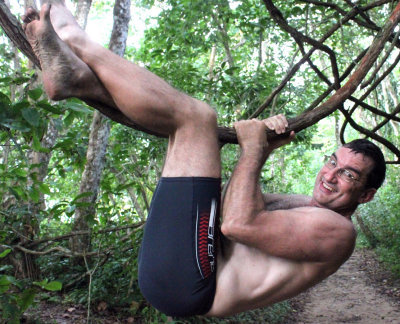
0, 249, 11, 258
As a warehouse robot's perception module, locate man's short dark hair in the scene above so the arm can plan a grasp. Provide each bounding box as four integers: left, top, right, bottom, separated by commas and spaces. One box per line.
343, 139, 386, 190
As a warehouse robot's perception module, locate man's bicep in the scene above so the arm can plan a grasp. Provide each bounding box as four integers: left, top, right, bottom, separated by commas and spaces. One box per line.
226, 208, 356, 263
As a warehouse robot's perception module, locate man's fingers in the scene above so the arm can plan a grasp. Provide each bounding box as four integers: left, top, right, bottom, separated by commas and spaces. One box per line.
264, 114, 288, 134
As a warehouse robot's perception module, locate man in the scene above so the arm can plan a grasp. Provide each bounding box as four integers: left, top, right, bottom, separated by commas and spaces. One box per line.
22, 2, 385, 317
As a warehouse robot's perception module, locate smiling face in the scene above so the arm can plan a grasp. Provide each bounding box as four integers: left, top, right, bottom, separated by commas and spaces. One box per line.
311, 147, 377, 218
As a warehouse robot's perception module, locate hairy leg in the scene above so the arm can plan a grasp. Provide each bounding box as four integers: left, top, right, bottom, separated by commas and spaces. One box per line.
44, 2, 197, 134
24, 2, 220, 177
22, 6, 116, 108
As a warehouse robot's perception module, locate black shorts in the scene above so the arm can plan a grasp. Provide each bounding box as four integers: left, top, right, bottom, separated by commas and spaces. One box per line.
138, 177, 221, 317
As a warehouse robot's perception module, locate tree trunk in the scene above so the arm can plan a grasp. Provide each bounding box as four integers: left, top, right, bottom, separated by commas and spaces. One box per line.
24, 120, 59, 279
355, 211, 379, 248
2, 0, 59, 280
70, 0, 131, 256
74, 0, 92, 29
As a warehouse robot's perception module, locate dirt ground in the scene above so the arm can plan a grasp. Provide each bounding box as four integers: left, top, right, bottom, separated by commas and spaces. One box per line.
290, 249, 400, 324
24, 248, 400, 323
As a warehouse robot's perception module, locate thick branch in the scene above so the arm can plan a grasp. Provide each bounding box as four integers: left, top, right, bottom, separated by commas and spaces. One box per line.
0, 0, 40, 67
1, 0, 400, 150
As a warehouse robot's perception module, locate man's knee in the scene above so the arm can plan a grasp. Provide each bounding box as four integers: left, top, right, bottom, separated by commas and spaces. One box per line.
175, 95, 217, 129
202, 102, 218, 127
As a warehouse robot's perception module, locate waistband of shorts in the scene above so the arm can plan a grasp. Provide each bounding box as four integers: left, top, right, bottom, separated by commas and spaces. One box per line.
159, 176, 221, 183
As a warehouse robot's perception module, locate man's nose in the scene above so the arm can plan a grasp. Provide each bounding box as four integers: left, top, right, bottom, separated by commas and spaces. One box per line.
324, 168, 339, 182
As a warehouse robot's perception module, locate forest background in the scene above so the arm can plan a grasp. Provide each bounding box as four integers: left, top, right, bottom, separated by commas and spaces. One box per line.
0, 0, 399, 322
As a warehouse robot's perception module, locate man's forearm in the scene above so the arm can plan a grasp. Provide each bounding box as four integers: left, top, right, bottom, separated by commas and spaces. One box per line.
222, 152, 267, 234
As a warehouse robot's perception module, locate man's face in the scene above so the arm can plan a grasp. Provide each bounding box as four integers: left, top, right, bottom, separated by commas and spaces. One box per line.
311, 147, 376, 217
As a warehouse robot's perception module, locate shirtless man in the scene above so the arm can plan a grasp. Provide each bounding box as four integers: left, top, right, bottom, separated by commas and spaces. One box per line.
22, 2, 385, 317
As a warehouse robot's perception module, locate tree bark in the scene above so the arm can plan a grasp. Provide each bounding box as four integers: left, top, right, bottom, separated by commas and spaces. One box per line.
355, 211, 379, 248
70, 0, 131, 255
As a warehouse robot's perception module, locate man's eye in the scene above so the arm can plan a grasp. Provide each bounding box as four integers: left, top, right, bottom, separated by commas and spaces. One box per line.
343, 169, 355, 180
329, 159, 336, 166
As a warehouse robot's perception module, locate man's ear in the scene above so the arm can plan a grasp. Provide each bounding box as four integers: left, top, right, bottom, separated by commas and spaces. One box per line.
358, 188, 377, 204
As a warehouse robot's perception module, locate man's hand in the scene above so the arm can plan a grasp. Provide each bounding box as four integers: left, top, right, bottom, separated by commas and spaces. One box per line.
234, 115, 295, 160
265, 114, 295, 152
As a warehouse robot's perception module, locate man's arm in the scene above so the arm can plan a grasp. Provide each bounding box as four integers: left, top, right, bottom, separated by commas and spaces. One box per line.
221, 116, 356, 264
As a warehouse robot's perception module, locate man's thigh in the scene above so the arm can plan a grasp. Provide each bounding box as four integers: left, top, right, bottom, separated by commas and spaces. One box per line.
138, 177, 221, 316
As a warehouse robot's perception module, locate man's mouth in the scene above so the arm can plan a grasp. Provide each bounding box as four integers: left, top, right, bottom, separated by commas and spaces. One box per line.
322, 182, 335, 192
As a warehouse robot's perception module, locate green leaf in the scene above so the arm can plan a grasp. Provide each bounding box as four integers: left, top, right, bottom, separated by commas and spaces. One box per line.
65, 101, 92, 114
18, 288, 37, 312
9, 187, 23, 200
0, 77, 12, 84
36, 101, 64, 115
32, 133, 50, 153
12, 76, 31, 85
0, 265, 13, 272
28, 88, 43, 101
0, 91, 11, 105
1, 299, 20, 323
0, 249, 11, 258
71, 192, 93, 203
65, 205, 76, 216
13, 168, 27, 178
13, 100, 31, 111
33, 279, 62, 291
0, 275, 13, 293
21, 108, 40, 127
43, 281, 62, 291
33, 279, 47, 288
38, 183, 51, 195
0, 283, 10, 293
29, 187, 40, 203
63, 111, 75, 127
3, 121, 31, 132
0, 275, 13, 285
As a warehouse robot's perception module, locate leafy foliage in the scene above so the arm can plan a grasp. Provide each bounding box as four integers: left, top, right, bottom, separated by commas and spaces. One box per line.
357, 167, 400, 275
1, 0, 400, 322
0, 251, 62, 323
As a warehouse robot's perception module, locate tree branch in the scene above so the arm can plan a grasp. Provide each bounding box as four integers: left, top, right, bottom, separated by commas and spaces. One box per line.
26, 223, 144, 248
262, 0, 340, 88
339, 106, 400, 163
1, 0, 399, 153
0, 0, 40, 67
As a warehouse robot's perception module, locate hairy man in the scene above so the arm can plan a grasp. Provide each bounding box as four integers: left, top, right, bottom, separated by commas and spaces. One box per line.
22, 2, 385, 317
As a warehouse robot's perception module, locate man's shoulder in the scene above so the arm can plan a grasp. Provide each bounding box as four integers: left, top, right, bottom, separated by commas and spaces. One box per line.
287, 206, 355, 230
264, 193, 312, 211
291, 205, 351, 218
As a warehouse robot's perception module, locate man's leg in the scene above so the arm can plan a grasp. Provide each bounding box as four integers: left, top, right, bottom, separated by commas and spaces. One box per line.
23, 2, 220, 178
23, 3, 221, 316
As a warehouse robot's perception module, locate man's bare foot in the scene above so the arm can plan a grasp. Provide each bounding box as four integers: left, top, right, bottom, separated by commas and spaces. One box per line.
22, 4, 112, 104
41, 0, 86, 53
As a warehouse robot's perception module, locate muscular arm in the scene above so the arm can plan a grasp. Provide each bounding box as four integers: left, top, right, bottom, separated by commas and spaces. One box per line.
221, 118, 355, 264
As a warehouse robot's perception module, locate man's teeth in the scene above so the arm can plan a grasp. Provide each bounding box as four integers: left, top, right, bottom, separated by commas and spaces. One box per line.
323, 182, 334, 192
